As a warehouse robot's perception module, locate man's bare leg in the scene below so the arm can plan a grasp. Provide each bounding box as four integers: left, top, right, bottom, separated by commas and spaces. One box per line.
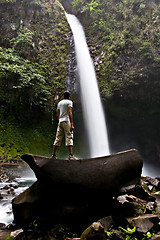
68, 145, 73, 155
52, 145, 58, 158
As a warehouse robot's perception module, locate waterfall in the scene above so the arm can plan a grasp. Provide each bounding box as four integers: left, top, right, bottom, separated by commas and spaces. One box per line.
66, 13, 110, 158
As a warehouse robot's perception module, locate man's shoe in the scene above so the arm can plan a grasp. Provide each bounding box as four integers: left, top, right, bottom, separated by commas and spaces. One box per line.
51, 154, 56, 159
69, 154, 78, 160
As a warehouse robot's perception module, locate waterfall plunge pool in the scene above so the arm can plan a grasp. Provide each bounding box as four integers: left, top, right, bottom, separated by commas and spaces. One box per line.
0, 173, 36, 226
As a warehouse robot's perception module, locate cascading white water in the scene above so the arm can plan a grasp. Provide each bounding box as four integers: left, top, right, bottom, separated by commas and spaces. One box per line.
0, 176, 36, 225
66, 13, 110, 158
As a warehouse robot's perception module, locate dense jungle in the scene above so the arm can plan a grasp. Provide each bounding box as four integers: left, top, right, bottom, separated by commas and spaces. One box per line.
0, 0, 160, 172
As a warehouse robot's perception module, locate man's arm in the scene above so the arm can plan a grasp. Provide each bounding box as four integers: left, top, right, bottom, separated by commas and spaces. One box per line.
57, 109, 60, 121
68, 106, 74, 131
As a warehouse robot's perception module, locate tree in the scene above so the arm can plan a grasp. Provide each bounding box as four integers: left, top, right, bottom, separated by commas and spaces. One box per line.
0, 46, 50, 116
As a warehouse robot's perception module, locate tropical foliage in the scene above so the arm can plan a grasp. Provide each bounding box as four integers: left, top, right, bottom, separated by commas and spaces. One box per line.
72, 0, 160, 105
0, 0, 70, 158
0, 46, 49, 115
0, 0, 70, 119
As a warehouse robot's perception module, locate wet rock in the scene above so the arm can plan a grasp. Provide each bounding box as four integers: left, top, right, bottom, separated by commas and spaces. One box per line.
140, 183, 160, 215
0, 174, 10, 183
145, 177, 160, 189
127, 214, 159, 233
117, 194, 147, 205
108, 229, 125, 240
142, 177, 160, 194
7, 187, 15, 195
12, 183, 19, 189
116, 194, 146, 217
10, 228, 23, 238
98, 216, 114, 231
80, 222, 106, 240
3, 185, 9, 190
118, 183, 143, 196
141, 178, 156, 201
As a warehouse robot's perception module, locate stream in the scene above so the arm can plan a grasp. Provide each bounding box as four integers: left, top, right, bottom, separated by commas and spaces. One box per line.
0, 172, 36, 226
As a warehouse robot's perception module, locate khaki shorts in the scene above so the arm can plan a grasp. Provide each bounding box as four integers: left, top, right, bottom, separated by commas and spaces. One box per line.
53, 121, 73, 147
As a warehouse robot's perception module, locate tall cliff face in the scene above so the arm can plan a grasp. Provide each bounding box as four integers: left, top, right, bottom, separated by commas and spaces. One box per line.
59, 0, 160, 168
59, 0, 74, 13
1, 0, 160, 168
0, 0, 71, 113
0, 0, 65, 48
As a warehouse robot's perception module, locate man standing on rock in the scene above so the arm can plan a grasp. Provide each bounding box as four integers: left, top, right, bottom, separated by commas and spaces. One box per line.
52, 91, 78, 160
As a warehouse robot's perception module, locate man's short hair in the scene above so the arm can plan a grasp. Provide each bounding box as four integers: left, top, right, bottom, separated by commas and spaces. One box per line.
64, 91, 70, 99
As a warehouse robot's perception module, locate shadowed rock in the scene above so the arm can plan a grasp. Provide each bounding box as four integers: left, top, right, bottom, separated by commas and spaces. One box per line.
127, 214, 159, 233
12, 149, 143, 229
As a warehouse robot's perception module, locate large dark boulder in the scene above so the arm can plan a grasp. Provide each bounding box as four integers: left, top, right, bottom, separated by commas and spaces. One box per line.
12, 149, 143, 229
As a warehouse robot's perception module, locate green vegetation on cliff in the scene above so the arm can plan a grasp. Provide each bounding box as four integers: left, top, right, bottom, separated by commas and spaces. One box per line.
0, 46, 49, 116
0, 0, 71, 159
0, 0, 70, 116
71, 0, 160, 106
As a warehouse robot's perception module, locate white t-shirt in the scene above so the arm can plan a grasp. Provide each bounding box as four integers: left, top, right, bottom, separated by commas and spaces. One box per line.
57, 99, 73, 122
